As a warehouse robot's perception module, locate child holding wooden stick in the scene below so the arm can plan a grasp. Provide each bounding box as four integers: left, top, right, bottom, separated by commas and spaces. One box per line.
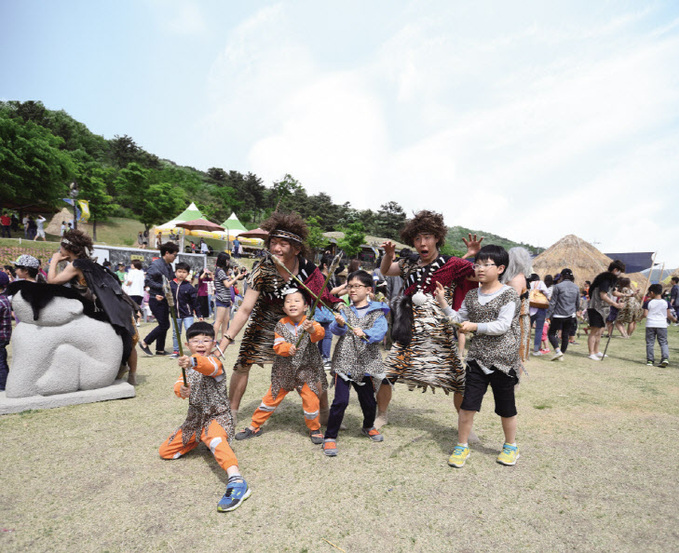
235, 289, 326, 445
158, 322, 250, 512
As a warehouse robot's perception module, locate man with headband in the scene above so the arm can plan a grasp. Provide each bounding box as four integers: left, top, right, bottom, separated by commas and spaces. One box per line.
217, 212, 340, 422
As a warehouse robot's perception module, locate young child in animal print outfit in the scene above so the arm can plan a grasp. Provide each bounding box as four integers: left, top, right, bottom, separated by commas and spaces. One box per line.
158, 322, 250, 512
322, 270, 390, 457
435, 245, 522, 469
235, 289, 327, 445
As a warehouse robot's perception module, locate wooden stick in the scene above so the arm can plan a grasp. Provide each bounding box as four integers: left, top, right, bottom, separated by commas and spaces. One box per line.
321, 538, 346, 552
266, 252, 367, 340
294, 253, 342, 347
163, 276, 188, 386
641, 252, 658, 299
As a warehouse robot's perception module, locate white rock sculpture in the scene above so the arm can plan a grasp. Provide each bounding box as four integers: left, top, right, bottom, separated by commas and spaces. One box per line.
6, 288, 123, 398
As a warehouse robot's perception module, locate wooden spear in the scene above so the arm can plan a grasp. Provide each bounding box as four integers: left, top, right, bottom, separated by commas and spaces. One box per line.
266, 252, 367, 341
163, 276, 188, 386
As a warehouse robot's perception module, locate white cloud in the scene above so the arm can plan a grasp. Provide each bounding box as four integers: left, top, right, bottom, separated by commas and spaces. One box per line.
198, 1, 679, 265
148, 0, 207, 35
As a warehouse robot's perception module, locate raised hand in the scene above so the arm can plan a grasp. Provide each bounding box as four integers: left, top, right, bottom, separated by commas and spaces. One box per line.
461, 233, 484, 258
381, 240, 396, 258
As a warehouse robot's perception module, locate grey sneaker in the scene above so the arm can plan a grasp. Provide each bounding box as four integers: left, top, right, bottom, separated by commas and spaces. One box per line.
361, 427, 384, 442
322, 439, 338, 456
235, 427, 262, 440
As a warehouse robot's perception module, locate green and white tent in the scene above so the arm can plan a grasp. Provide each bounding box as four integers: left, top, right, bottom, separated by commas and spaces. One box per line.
220, 212, 247, 236
153, 202, 205, 231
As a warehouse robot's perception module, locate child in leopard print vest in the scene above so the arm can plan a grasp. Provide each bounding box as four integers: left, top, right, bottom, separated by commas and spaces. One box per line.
322, 270, 390, 457
235, 288, 327, 446
435, 245, 522, 469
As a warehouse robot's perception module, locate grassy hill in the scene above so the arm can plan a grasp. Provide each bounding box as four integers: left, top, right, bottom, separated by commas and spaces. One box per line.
447, 225, 543, 256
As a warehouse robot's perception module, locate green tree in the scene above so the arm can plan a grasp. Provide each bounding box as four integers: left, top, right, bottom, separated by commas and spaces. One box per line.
338, 221, 366, 259
75, 161, 117, 240
376, 201, 406, 240
2, 100, 48, 125
114, 162, 150, 210
109, 135, 139, 168
307, 193, 340, 230
140, 183, 186, 229
207, 167, 228, 186
44, 109, 108, 160
271, 174, 303, 211
0, 109, 75, 206
306, 216, 329, 254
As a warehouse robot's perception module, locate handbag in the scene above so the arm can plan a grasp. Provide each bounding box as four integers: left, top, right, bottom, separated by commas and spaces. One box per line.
529, 284, 549, 309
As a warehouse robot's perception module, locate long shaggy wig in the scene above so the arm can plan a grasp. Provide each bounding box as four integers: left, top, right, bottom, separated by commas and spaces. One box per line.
61, 229, 94, 259
400, 210, 447, 248
261, 211, 310, 258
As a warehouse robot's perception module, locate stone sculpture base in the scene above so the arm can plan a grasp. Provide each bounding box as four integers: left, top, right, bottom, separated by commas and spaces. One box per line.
0, 380, 135, 415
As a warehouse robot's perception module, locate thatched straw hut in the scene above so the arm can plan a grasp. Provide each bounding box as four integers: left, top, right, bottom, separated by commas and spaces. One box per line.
532, 234, 613, 288
46, 208, 74, 235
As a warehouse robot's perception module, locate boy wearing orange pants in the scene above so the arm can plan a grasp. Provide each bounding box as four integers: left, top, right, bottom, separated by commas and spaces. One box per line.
236, 289, 326, 444
159, 322, 251, 512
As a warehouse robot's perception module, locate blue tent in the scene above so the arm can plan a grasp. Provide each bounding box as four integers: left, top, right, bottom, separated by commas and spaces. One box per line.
604, 252, 654, 274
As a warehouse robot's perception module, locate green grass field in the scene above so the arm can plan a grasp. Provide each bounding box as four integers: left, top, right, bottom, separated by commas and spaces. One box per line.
1, 323, 678, 552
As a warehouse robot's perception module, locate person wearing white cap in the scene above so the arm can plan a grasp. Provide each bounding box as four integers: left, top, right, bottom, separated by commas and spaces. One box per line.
14, 255, 42, 282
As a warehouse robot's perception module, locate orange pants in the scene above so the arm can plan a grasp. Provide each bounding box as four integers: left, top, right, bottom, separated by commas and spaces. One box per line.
159, 419, 238, 471
251, 383, 320, 431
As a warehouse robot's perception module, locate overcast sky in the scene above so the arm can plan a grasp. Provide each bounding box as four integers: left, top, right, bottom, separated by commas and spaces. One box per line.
2, 1, 678, 266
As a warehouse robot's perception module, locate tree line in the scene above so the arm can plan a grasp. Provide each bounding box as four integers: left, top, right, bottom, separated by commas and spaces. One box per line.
1, 100, 541, 257
0, 101, 407, 240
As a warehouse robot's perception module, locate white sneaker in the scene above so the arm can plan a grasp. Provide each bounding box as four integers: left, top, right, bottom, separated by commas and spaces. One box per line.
588, 354, 601, 361
596, 352, 608, 358
551, 352, 564, 361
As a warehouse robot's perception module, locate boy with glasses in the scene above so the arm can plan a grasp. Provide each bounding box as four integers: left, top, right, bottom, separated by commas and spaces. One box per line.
322, 270, 390, 456
435, 245, 522, 468
159, 322, 250, 512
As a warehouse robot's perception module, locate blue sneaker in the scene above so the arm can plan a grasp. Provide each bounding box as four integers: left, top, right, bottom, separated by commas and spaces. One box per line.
217, 478, 251, 512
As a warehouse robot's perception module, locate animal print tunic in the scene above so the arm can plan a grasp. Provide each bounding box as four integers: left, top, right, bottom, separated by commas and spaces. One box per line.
331, 303, 388, 391
169, 361, 235, 446
385, 254, 475, 394
271, 319, 327, 399
234, 256, 339, 369
616, 287, 642, 324
465, 287, 521, 376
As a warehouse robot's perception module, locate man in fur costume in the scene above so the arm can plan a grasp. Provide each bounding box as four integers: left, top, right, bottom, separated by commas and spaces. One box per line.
217, 212, 341, 421
377, 210, 481, 429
